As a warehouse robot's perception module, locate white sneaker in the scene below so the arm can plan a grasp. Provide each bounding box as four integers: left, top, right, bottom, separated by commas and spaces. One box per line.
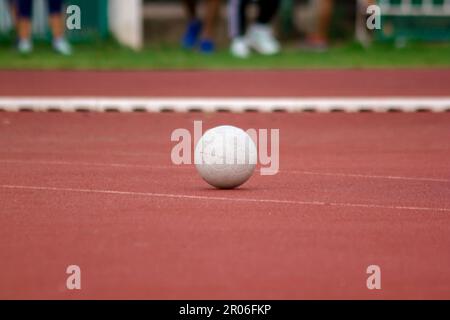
53, 37, 72, 56
18, 39, 33, 54
246, 24, 280, 55
230, 37, 250, 59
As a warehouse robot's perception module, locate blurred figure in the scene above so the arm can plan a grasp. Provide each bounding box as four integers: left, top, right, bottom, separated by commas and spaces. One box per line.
228, 0, 280, 58
300, 0, 375, 52
181, 0, 221, 53
8, 0, 17, 26
300, 0, 334, 52
11, 0, 71, 55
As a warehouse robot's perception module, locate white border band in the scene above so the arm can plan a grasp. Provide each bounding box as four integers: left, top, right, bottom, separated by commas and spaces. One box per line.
0, 97, 449, 112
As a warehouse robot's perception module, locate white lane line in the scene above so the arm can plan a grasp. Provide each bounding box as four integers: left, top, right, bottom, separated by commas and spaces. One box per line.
0, 158, 449, 184
287, 170, 450, 183
1, 96, 450, 112
0, 148, 167, 158
1, 184, 450, 213
0, 159, 175, 170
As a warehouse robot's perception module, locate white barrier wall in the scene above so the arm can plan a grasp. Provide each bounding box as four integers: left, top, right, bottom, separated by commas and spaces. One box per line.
109, 0, 143, 50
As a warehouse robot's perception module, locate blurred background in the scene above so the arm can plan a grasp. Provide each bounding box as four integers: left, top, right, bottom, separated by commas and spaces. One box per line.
0, 0, 449, 69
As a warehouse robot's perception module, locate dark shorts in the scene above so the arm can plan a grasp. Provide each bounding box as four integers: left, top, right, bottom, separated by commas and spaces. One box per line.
12, 0, 63, 18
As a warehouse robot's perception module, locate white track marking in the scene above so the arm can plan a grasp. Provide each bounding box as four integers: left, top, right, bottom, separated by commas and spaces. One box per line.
287, 170, 450, 183
0, 148, 168, 158
0, 97, 450, 112
1, 184, 449, 212
0, 158, 449, 183
0, 159, 176, 170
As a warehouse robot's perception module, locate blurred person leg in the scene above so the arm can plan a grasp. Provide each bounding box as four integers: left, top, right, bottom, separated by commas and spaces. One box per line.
9, 0, 17, 27
198, 0, 220, 53
182, 0, 220, 53
300, 0, 334, 52
246, 0, 280, 55
228, 0, 250, 58
15, 0, 33, 53
48, 0, 72, 55
355, 0, 376, 46
181, 0, 203, 49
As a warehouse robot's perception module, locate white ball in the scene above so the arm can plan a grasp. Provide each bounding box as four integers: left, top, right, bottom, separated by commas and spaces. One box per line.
194, 125, 257, 189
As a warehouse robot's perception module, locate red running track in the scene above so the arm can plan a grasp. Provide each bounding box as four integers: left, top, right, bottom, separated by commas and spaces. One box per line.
0, 112, 449, 299
0, 69, 450, 97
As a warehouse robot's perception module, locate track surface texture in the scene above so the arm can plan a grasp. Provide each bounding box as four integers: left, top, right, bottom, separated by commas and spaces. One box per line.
0, 112, 449, 299
0, 69, 450, 97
